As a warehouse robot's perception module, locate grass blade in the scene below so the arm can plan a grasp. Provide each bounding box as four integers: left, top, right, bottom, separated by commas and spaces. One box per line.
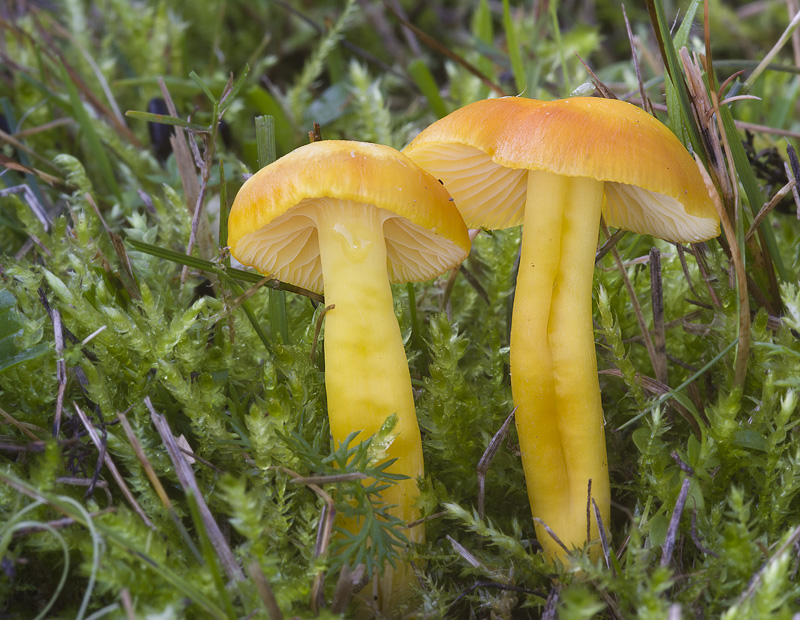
408, 59, 448, 119
125, 110, 209, 133
60, 61, 120, 199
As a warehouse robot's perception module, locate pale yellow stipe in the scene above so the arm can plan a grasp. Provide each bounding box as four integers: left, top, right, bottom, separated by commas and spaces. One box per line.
313, 201, 423, 610
511, 171, 610, 562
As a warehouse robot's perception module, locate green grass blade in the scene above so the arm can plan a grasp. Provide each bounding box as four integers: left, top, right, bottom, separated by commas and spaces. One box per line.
716, 105, 788, 281
254, 115, 288, 344
617, 338, 739, 431
125, 110, 209, 133
125, 238, 323, 301
60, 61, 120, 199
645, 0, 706, 163
219, 64, 250, 115
190, 70, 218, 104
502, 0, 526, 94
255, 115, 277, 170
408, 59, 448, 119
673, 0, 702, 49
0, 471, 229, 620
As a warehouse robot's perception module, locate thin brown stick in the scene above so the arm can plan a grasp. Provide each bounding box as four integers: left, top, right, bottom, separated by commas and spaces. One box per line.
676, 245, 702, 304
0, 407, 44, 441
649, 248, 668, 384
73, 403, 155, 529
695, 156, 750, 388
384, 3, 509, 97
601, 219, 659, 376
623, 4, 653, 115
145, 397, 244, 581
248, 561, 284, 620
116, 412, 175, 512
311, 304, 335, 362
51, 309, 66, 437
745, 177, 797, 241
477, 408, 516, 519
660, 477, 691, 567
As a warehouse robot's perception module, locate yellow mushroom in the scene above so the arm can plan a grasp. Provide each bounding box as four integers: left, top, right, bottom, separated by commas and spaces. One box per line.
404, 97, 720, 563
227, 140, 469, 608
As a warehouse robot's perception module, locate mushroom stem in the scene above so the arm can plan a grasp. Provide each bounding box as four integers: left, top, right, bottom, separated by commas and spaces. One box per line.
511, 171, 610, 563
313, 199, 423, 604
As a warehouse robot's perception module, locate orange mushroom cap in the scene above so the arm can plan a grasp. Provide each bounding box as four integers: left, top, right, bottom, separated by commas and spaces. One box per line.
228, 140, 470, 294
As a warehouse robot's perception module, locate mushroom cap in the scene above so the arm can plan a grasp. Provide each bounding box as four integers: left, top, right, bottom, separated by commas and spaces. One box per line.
403, 97, 720, 243
228, 140, 471, 294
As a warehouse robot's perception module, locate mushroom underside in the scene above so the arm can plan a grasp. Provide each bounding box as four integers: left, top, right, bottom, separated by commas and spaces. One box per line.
406, 143, 718, 242
232, 198, 466, 294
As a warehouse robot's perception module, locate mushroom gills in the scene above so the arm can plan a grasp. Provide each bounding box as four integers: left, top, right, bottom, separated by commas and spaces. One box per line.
406, 143, 527, 229
233, 198, 467, 294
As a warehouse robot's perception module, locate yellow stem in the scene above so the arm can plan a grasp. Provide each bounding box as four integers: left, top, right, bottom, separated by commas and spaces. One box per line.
313, 199, 423, 609
511, 171, 610, 563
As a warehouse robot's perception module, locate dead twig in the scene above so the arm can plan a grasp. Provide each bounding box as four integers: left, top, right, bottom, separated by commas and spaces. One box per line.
477, 408, 516, 519
145, 397, 244, 581
73, 403, 154, 529
660, 475, 691, 568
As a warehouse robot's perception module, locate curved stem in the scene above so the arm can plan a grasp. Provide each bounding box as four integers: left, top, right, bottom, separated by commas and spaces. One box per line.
313, 200, 423, 607
511, 171, 610, 563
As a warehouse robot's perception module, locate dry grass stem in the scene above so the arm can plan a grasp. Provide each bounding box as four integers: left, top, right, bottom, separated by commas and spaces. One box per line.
622, 4, 653, 114
145, 397, 244, 581
477, 408, 516, 519
532, 518, 572, 556
311, 304, 335, 362
0, 407, 44, 441
595, 229, 626, 263
598, 369, 702, 437
695, 156, 750, 388
745, 177, 797, 241
660, 476, 691, 568
73, 402, 155, 528
385, 3, 509, 96
575, 53, 617, 99
248, 561, 284, 620
289, 473, 367, 485
52, 309, 66, 437
446, 534, 485, 570
116, 411, 175, 512
649, 248, 668, 385
120, 588, 136, 620
736, 522, 800, 605
592, 498, 613, 574
331, 563, 367, 614
601, 219, 660, 376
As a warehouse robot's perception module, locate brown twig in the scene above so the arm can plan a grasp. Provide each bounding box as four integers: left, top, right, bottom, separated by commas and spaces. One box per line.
51, 309, 66, 437
73, 403, 154, 529
384, 2, 509, 97
695, 156, 750, 388
145, 397, 244, 581
248, 561, 284, 620
649, 248, 668, 385
601, 218, 660, 377
311, 304, 335, 362
745, 177, 797, 241
623, 4, 653, 114
477, 408, 516, 519
660, 476, 691, 568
